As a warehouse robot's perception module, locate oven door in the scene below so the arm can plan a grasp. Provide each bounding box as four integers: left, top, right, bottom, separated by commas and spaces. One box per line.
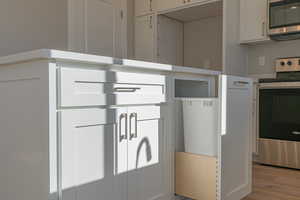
259, 84, 300, 142
269, 0, 300, 35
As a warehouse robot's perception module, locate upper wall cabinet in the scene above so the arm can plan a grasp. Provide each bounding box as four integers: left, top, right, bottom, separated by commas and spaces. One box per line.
135, 0, 156, 16
240, 0, 270, 44
134, 15, 155, 62
68, 0, 127, 58
157, 0, 182, 12
157, 0, 216, 13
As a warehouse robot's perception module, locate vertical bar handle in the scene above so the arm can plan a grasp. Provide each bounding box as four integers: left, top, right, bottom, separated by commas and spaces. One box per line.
262, 22, 265, 36
119, 113, 128, 142
149, 16, 153, 29
129, 113, 138, 140
149, 0, 153, 11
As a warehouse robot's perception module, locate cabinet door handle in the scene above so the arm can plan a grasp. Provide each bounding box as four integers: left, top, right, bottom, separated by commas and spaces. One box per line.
119, 113, 128, 142
114, 87, 141, 93
149, 16, 153, 29
149, 0, 153, 11
129, 113, 138, 140
262, 22, 265, 36
183, 0, 186, 3
234, 81, 249, 86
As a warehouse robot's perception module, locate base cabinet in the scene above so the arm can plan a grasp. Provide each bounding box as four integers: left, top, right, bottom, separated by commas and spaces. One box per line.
61, 106, 165, 200
0, 52, 254, 200
61, 108, 124, 200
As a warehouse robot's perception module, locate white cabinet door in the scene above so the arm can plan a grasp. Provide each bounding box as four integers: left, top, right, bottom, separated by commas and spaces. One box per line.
127, 106, 165, 200
252, 82, 259, 154
114, 108, 129, 175
135, 0, 155, 16
68, 0, 126, 58
85, 0, 115, 56
240, 0, 269, 43
61, 108, 126, 200
220, 76, 253, 200
134, 15, 155, 62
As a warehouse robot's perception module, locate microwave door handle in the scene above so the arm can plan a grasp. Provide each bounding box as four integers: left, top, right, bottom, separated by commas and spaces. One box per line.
292, 131, 300, 135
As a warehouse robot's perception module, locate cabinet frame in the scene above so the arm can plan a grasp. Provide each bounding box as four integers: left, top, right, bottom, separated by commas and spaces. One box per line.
239, 0, 270, 44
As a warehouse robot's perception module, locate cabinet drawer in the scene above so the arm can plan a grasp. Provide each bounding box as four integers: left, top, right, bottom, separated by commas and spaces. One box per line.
59, 68, 166, 106
128, 106, 160, 120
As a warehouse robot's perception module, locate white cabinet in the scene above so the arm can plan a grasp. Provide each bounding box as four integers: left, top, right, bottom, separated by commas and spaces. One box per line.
61, 108, 126, 200
61, 106, 164, 200
221, 76, 252, 200
157, 0, 212, 12
252, 82, 259, 154
240, 0, 270, 44
59, 67, 166, 107
127, 106, 165, 200
68, 0, 127, 58
115, 106, 165, 200
127, 106, 161, 171
135, 0, 155, 16
134, 15, 156, 62
157, 0, 183, 12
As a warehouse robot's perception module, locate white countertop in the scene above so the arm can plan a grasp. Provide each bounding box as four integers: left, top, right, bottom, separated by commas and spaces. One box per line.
0, 49, 221, 76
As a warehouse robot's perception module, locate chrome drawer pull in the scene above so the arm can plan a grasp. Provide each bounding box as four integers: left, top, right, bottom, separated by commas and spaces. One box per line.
119, 113, 128, 142
114, 87, 141, 93
234, 81, 249, 85
129, 113, 138, 140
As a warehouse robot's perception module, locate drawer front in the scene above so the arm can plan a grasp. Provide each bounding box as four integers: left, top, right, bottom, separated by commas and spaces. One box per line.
60, 68, 166, 107
128, 106, 161, 120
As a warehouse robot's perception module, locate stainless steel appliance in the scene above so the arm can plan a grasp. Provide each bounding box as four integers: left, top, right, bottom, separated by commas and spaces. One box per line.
268, 0, 300, 40
258, 57, 300, 169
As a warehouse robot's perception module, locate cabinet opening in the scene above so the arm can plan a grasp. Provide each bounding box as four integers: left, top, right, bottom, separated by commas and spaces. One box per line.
157, 0, 223, 71
175, 79, 209, 98
174, 77, 216, 98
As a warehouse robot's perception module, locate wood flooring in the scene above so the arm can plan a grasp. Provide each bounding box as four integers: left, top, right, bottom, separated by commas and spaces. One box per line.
243, 164, 300, 200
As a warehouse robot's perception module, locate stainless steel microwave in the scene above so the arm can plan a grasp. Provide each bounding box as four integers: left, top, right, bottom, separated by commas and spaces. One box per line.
268, 0, 300, 40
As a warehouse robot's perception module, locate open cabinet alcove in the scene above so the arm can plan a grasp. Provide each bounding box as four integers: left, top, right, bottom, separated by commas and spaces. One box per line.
172, 74, 253, 200
172, 75, 220, 200
157, 0, 223, 72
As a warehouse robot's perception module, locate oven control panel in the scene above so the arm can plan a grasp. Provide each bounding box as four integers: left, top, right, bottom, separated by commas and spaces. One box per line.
276, 57, 300, 72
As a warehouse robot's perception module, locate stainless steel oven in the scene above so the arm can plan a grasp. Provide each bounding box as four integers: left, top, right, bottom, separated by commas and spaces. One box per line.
259, 81, 300, 169
258, 57, 300, 169
268, 0, 300, 40
259, 82, 300, 142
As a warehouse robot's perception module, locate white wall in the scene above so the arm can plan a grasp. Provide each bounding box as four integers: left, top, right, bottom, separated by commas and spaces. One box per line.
247, 40, 300, 75
0, 0, 68, 57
